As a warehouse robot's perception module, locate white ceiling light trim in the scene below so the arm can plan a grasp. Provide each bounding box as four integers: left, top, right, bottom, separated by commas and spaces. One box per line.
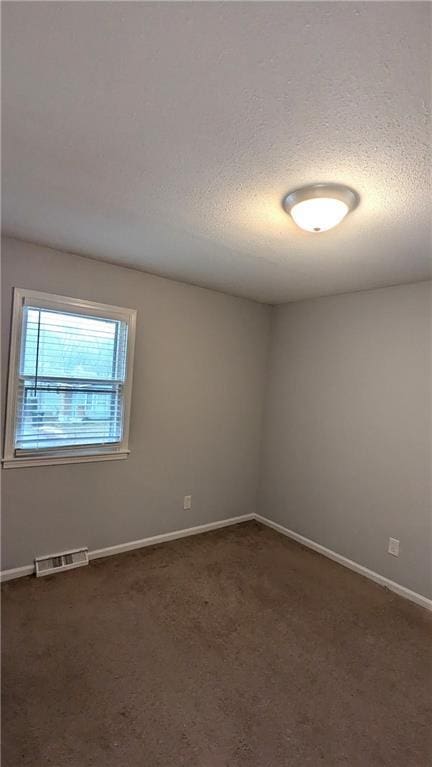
283, 183, 359, 233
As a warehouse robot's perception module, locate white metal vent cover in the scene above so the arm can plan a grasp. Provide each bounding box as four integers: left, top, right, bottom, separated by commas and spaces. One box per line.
35, 548, 89, 577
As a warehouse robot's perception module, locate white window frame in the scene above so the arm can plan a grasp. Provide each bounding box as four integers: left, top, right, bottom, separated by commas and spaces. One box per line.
3, 288, 137, 469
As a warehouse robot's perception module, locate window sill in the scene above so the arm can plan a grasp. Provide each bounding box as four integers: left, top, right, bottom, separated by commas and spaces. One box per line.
2, 451, 130, 469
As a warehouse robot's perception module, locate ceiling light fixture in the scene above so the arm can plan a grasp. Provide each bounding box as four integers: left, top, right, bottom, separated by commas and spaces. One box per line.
282, 183, 359, 233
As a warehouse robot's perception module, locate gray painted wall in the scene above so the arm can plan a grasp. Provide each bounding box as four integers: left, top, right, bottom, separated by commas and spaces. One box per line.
259, 283, 431, 599
1, 238, 271, 569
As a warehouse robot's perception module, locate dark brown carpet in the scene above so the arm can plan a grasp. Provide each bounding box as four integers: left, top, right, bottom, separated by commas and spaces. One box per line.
2, 521, 432, 766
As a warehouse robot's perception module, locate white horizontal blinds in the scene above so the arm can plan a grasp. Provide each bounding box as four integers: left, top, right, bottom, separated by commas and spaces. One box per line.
15, 306, 128, 453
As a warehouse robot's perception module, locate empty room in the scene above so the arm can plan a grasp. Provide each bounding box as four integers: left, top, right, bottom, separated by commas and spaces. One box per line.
1, 2, 431, 765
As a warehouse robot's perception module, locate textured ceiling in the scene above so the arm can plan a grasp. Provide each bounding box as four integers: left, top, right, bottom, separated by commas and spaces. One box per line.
2, 2, 431, 304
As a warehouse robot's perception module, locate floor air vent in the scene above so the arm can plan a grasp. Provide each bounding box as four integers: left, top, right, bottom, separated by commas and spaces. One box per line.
35, 548, 89, 577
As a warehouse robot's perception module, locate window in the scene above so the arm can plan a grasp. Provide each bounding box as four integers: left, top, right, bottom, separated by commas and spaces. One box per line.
3, 289, 136, 468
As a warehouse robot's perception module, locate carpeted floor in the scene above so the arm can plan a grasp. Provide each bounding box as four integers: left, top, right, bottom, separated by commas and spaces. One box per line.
2, 521, 431, 766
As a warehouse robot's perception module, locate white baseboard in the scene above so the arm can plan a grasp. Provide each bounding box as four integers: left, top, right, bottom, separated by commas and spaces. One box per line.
89, 514, 255, 561
2, 512, 431, 613
255, 514, 432, 612
0, 564, 34, 582
0, 514, 254, 582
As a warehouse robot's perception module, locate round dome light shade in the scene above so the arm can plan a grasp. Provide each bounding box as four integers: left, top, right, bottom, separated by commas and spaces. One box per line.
290, 197, 349, 232
283, 184, 359, 233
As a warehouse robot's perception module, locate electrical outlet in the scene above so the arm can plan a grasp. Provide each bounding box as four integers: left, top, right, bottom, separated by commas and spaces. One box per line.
388, 537, 400, 557
183, 495, 192, 510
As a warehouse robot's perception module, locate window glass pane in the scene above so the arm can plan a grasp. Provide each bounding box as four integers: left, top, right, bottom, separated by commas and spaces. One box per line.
15, 380, 123, 450
14, 304, 129, 452
20, 308, 126, 381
